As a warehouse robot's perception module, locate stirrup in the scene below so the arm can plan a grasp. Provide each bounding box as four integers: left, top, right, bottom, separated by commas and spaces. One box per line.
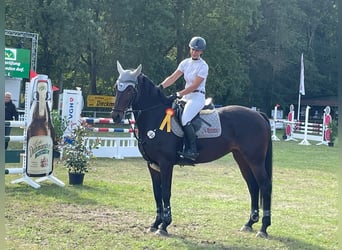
178, 151, 199, 161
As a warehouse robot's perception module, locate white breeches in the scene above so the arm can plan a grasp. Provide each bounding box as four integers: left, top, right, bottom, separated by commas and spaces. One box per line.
181, 92, 205, 126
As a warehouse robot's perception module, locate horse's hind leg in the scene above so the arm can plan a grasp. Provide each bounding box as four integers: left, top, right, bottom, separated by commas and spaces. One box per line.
256, 175, 272, 238
242, 175, 260, 232
147, 163, 163, 232
233, 152, 259, 231
233, 150, 272, 238
233, 152, 260, 232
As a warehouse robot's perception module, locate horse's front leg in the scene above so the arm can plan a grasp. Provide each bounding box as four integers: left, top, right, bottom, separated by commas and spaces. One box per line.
147, 163, 163, 232
147, 160, 174, 236
156, 162, 174, 236
148, 161, 174, 236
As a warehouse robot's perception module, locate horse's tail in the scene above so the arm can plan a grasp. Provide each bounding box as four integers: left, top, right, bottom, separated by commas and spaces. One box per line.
259, 112, 273, 207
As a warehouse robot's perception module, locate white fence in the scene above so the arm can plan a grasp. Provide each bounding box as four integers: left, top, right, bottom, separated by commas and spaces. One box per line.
80, 115, 141, 159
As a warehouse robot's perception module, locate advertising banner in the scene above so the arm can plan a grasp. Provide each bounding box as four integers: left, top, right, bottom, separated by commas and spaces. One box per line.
87, 95, 115, 107
26, 75, 55, 177
5, 48, 31, 78
61, 89, 83, 137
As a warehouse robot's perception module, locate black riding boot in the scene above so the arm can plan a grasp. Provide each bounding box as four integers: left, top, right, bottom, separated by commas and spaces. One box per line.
179, 122, 199, 161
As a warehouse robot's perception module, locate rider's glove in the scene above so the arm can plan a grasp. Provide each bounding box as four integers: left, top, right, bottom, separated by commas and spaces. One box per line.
168, 92, 181, 101
157, 84, 164, 91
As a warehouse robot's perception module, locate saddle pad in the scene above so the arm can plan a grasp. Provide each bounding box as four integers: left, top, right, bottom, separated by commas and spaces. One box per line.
171, 109, 222, 138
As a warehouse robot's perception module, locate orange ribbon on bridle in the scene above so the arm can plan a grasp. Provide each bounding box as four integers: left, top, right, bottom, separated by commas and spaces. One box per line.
159, 108, 175, 132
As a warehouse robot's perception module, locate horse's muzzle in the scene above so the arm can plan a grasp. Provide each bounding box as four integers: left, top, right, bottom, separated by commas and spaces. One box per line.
111, 110, 123, 123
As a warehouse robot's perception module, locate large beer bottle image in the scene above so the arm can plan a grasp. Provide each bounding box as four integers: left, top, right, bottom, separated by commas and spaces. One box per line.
26, 80, 55, 177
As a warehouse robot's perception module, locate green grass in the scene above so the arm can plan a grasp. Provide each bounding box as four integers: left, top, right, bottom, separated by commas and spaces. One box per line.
4, 132, 338, 249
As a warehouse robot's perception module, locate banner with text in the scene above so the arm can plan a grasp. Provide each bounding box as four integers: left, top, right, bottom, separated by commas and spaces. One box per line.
87, 95, 115, 108
5, 48, 31, 78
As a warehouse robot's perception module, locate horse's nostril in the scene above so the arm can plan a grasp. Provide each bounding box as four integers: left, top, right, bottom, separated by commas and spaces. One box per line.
112, 113, 121, 123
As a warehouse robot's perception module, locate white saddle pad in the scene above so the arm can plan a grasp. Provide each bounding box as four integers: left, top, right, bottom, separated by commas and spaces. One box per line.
171, 109, 221, 138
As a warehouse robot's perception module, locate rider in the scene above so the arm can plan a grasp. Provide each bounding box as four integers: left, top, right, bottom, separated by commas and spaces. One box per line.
159, 36, 208, 161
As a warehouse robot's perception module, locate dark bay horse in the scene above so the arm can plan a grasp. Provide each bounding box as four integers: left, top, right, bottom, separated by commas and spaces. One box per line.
111, 61, 273, 238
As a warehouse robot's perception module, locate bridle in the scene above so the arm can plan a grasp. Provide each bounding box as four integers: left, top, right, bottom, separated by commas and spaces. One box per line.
111, 79, 139, 113
112, 76, 165, 116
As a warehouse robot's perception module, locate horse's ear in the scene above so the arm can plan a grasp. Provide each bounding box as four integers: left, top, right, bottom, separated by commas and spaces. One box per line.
133, 64, 142, 76
117, 61, 124, 74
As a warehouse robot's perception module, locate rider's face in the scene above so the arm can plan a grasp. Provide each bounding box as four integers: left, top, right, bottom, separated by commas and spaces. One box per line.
190, 48, 202, 60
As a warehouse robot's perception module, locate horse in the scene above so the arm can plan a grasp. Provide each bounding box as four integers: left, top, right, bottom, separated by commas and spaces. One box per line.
111, 61, 273, 238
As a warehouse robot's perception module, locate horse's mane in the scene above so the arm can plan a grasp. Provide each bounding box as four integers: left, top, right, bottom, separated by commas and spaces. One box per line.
137, 74, 172, 104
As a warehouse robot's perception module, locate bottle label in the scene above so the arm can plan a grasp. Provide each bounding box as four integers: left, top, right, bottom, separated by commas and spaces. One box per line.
26, 135, 53, 176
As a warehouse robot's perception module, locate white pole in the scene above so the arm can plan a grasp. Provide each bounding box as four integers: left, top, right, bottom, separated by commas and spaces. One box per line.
299, 106, 311, 145
297, 94, 301, 121
271, 105, 280, 141
5, 168, 24, 174
316, 111, 327, 145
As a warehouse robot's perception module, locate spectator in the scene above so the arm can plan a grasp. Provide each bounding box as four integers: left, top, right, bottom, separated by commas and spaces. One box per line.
5, 92, 19, 149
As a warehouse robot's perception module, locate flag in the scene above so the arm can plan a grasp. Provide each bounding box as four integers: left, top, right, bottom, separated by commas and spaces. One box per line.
29, 70, 38, 80
52, 86, 59, 91
299, 53, 305, 95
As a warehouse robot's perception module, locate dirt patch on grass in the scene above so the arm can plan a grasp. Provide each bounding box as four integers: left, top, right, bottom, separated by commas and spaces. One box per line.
6, 202, 151, 242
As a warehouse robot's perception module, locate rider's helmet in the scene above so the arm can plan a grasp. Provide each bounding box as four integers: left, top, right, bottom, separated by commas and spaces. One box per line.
189, 36, 206, 51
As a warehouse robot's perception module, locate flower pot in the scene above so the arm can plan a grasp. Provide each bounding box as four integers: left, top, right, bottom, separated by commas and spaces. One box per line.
68, 172, 85, 185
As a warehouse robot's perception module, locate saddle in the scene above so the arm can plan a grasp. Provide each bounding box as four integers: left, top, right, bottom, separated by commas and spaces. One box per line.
171, 98, 222, 138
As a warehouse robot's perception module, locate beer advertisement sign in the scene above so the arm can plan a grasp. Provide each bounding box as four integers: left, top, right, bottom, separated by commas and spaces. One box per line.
26, 76, 54, 177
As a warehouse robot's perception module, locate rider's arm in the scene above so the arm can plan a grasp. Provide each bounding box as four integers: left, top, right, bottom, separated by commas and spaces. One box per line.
177, 76, 204, 97
160, 70, 183, 88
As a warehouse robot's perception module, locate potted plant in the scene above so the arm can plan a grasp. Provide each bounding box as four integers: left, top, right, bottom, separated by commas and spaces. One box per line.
51, 110, 68, 158
63, 120, 100, 185
327, 120, 338, 147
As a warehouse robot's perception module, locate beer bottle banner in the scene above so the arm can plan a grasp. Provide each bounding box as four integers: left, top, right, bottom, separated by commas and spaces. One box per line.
26, 75, 55, 177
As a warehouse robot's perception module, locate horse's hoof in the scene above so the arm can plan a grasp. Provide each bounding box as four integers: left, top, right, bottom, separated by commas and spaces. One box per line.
147, 227, 157, 233
155, 229, 169, 237
256, 231, 268, 239
240, 225, 253, 232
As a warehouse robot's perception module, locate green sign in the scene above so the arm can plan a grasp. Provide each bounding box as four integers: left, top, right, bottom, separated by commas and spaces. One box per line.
5, 48, 31, 78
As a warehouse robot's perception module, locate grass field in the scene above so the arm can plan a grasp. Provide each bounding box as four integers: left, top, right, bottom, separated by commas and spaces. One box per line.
4, 131, 338, 249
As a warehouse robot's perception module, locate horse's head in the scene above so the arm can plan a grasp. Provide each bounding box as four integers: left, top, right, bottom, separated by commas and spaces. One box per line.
111, 61, 142, 123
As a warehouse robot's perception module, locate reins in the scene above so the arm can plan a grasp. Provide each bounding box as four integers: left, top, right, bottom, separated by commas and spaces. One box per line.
126, 103, 166, 115
125, 103, 166, 141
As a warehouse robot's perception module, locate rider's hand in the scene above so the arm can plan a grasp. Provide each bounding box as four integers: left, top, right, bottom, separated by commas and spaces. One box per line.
168, 92, 181, 101
157, 84, 164, 91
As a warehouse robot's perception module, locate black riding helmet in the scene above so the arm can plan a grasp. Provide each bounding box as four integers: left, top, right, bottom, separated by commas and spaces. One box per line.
189, 36, 206, 51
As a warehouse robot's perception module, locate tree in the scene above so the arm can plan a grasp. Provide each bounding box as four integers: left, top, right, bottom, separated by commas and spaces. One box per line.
5, 0, 337, 113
